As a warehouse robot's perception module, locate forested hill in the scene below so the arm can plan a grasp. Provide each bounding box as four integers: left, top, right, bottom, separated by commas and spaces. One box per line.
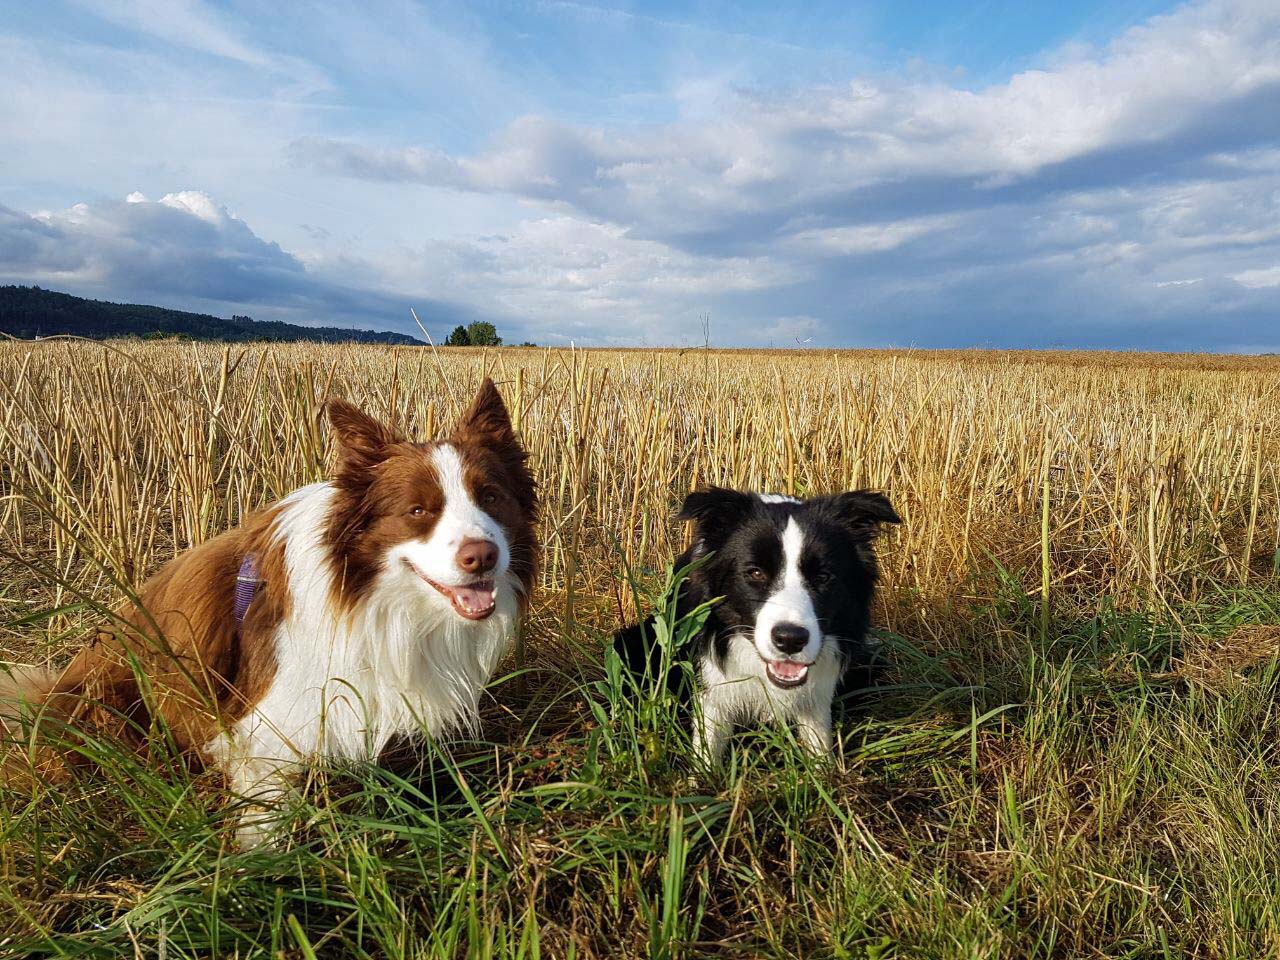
0, 286, 422, 345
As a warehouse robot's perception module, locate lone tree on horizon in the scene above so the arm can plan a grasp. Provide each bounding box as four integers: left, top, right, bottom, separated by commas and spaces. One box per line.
443, 321, 504, 346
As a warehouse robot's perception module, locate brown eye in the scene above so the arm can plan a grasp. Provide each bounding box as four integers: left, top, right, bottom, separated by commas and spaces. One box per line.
409, 506, 425, 517
745, 566, 768, 584
482, 490, 499, 506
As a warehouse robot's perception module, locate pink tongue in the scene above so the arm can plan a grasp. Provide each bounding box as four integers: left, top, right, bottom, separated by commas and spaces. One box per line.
452, 582, 495, 609
770, 661, 808, 681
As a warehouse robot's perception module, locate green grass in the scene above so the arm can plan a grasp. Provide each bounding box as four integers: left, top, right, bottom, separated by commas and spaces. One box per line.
3, 578, 1280, 959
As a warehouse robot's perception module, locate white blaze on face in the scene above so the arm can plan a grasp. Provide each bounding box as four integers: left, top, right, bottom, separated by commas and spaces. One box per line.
752, 518, 823, 669
389, 444, 511, 615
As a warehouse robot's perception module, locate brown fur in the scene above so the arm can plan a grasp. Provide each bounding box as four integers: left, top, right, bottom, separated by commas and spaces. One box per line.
1, 506, 287, 778
453, 381, 539, 602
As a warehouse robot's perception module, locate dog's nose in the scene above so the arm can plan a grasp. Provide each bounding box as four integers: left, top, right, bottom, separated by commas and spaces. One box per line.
771, 623, 810, 654
455, 538, 498, 575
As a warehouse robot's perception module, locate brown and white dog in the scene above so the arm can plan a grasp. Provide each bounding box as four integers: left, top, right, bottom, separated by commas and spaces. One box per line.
1, 379, 537, 846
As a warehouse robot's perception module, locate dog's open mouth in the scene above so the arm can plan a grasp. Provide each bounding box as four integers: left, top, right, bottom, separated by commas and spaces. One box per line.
765, 659, 810, 688
407, 563, 497, 620
429, 578, 496, 620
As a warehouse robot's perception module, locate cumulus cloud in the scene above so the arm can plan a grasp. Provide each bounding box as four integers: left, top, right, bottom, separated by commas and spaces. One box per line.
5, 191, 304, 302
0, 192, 495, 337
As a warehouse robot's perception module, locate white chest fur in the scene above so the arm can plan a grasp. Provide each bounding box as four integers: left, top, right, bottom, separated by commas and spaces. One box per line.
694, 633, 842, 763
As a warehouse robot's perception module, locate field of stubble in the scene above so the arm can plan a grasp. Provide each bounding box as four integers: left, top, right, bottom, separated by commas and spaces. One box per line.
1, 340, 1279, 959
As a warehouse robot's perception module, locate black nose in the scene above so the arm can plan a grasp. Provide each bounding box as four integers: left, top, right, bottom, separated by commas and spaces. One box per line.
771, 623, 810, 654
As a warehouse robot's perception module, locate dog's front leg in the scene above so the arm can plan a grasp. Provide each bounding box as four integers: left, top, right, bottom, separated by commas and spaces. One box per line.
228, 755, 296, 849
692, 688, 732, 766
794, 702, 833, 756
208, 724, 304, 850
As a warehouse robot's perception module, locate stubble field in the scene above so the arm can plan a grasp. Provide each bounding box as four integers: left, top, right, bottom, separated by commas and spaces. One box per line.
1, 340, 1279, 958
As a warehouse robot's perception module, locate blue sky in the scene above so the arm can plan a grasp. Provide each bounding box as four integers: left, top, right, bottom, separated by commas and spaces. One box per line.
2, 0, 1278, 349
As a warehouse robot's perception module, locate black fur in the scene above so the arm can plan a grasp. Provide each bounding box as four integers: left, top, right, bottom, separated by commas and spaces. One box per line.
614, 487, 900, 710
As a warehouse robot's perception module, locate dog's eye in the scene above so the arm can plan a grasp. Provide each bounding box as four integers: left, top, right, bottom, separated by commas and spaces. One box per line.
482, 490, 500, 506
810, 571, 833, 587
409, 506, 426, 517
745, 566, 769, 584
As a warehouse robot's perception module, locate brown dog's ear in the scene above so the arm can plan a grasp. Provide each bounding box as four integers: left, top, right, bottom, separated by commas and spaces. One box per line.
452, 378, 537, 516
452, 378, 517, 452
326, 399, 402, 476
826, 490, 901, 540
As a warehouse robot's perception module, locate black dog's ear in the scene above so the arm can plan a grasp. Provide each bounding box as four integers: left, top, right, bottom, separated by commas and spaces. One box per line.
827, 490, 901, 540
677, 486, 756, 551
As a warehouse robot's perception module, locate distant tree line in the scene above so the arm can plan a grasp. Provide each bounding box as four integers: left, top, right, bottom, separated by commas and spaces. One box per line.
0, 286, 422, 345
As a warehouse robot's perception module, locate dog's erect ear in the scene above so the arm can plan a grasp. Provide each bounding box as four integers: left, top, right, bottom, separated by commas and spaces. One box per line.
827, 490, 901, 540
678, 486, 756, 551
326, 399, 402, 476
453, 378, 518, 452
453, 378, 537, 515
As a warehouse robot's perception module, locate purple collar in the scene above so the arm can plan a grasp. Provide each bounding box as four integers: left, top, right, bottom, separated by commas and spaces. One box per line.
234, 553, 262, 628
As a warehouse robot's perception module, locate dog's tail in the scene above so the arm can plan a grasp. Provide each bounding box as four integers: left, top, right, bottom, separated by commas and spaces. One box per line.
0, 646, 116, 784
0, 661, 63, 783
0, 662, 59, 727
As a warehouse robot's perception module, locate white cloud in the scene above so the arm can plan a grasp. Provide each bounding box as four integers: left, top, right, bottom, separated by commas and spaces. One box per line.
79, 0, 271, 66
294, 0, 1280, 248
785, 217, 953, 256
1234, 265, 1280, 288
71, 0, 328, 95
158, 190, 230, 225
7, 192, 302, 298
335, 216, 799, 345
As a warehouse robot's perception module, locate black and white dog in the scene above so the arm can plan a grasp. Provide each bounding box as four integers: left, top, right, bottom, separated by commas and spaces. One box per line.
614, 487, 900, 763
